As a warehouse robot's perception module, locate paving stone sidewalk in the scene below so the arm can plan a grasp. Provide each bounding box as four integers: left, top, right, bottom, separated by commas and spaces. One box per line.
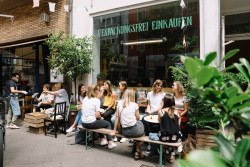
4, 118, 177, 167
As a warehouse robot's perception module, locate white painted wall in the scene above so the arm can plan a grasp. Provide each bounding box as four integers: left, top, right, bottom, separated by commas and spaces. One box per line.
199, 0, 221, 66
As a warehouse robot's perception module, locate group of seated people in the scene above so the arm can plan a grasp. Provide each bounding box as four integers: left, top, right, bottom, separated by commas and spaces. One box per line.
33, 79, 188, 162
32, 83, 69, 115
63, 79, 188, 163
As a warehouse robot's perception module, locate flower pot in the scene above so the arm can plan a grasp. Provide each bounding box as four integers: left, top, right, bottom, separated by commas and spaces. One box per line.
195, 129, 217, 149
68, 110, 78, 126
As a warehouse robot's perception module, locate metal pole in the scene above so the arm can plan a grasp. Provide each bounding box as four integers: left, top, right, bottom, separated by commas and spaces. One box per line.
35, 44, 39, 93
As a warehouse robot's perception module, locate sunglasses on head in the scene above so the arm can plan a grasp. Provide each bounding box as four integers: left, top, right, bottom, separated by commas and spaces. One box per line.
157, 84, 162, 87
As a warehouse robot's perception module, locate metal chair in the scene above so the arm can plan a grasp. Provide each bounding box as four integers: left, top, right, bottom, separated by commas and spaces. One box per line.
44, 102, 67, 138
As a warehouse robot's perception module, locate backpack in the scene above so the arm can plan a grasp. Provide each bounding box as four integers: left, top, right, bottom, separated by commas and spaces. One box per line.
75, 129, 86, 145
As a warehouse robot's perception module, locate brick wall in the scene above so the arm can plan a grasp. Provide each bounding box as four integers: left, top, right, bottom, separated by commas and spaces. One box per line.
0, 0, 70, 45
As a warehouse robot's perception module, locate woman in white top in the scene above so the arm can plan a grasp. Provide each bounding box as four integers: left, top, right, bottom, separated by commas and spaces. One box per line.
67, 84, 87, 133
142, 79, 165, 153
82, 84, 116, 149
34, 84, 54, 112
110, 89, 145, 160
172, 81, 188, 139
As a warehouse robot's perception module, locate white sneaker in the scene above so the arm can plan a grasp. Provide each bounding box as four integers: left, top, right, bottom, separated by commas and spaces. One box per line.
6, 124, 11, 129
10, 124, 20, 129
100, 139, 108, 146
108, 143, 117, 149
66, 126, 76, 133
113, 137, 118, 142
120, 138, 128, 143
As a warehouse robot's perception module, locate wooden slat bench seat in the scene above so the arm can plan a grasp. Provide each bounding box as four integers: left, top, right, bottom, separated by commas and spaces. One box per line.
78, 126, 182, 167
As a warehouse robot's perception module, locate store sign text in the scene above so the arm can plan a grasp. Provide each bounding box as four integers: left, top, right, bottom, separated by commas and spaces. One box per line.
97, 16, 192, 37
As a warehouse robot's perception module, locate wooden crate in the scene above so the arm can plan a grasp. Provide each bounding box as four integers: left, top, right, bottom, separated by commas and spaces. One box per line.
29, 126, 45, 134
25, 112, 49, 134
196, 129, 217, 149
25, 112, 49, 120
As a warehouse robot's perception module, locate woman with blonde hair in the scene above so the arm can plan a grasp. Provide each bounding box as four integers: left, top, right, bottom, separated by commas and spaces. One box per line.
82, 84, 116, 149
98, 80, 117, 122
110, 89, 145, 160
172, 81, 188, 139
142, 79, 166, 154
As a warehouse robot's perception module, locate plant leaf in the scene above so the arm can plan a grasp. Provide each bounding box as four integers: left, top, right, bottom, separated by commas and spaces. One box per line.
239, 58, 250, 75
222, 64, 235, 72
199, 115, 222, 123
222, 49, 240, 62
204, 52, 217, 65
227, 94, 250, 106
186, 150, 227, 167
177, 159, 197, 167
184, 57, 200, 79
170, 66, 188, 78
212, 134, 235, 162
233, 138, 250, 167
196, 67, 214, 86
234, 63, 250, 82
224, 86, 238, 98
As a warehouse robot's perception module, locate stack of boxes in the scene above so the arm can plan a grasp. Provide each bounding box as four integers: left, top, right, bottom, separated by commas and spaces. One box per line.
25, 112, 49, 134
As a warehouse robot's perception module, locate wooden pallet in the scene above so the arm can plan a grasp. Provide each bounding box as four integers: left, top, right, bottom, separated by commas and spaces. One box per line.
25, 112, 49, 134
29, 126, 45, 134
196, 129, 217, 149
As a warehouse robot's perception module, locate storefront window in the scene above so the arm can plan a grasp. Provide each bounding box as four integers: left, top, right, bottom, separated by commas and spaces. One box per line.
93, 0, 200, 87
0, 43, 50, 96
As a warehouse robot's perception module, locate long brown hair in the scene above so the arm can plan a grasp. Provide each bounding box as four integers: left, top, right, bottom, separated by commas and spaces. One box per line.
173, 81, 185, 96
162, 94, 176, 120
103, 80, 113, 97
119, 81, 127, 99
78, 84, 86, 102
152, 79, 164, 95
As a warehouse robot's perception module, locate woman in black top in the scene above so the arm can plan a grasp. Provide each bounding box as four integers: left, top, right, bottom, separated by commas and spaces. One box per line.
158, 94, 182, 163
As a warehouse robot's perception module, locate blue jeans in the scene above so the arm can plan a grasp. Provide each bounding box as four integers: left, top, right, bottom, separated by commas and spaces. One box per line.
74, 111, 82, 126
111, 114, 116, 129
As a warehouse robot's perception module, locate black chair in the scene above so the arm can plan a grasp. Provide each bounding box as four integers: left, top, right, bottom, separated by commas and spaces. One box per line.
44, 102, 67, 138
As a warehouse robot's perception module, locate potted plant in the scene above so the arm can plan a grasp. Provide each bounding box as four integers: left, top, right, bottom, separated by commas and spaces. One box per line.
172, 66, 247, 149
97, 71, 107, 86
171, 50, 250, 167
172, 66, 218, 150
45, 31, 95, 104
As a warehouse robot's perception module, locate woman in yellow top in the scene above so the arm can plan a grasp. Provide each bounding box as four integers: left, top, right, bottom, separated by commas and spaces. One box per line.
98, 80, 117, 123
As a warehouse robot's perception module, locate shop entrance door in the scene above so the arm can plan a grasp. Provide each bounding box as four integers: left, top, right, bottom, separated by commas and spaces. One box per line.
224, 12, 250, 71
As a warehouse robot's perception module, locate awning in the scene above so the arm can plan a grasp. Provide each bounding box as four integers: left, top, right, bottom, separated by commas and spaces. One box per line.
0, 39, 45, 49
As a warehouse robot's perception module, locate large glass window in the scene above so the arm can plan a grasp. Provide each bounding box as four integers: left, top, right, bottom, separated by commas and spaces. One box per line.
93, 0, 199, 87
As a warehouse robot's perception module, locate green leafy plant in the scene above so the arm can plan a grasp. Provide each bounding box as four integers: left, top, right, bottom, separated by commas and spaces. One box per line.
172, 50, 250, 167
70, 104, 77, 111
97, 72, 107, 81
172, 66, 216, 129
45, 31, 95, 103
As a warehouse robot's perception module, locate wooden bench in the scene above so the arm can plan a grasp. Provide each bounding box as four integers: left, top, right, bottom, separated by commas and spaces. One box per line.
78, 126, 182, 167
